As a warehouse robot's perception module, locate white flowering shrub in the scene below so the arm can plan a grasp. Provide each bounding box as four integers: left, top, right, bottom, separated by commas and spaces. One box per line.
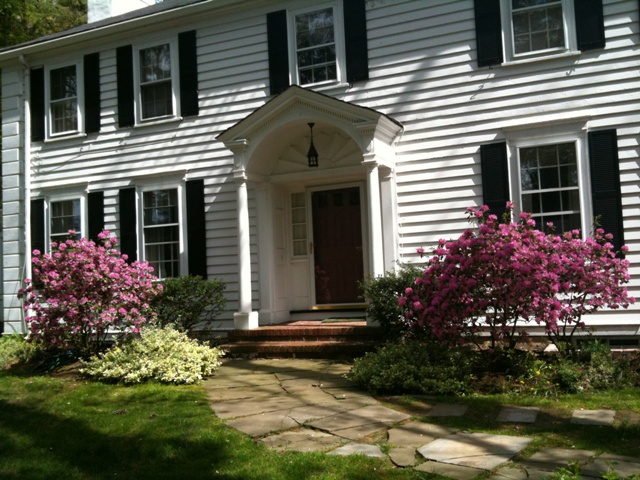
79, 326, 224, 384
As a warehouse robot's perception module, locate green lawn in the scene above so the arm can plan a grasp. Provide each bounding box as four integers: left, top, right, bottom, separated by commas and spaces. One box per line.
0, 369, 424, 480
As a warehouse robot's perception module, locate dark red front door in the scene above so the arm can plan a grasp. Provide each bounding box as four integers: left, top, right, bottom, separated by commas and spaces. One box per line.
311, 187, 364, 305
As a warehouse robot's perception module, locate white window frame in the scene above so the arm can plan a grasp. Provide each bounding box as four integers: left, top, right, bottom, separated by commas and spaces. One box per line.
45, 62, 84, 139
137, 182, 187, 279
287, 1, 347, 88
506, 123, 592, 236
133, 38, 180, 124
46, 195, 86, 251
501, 0, 577, 62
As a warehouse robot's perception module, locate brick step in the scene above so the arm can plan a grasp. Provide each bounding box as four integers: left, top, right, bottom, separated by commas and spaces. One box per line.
220, 339, 379, 358
219, 321, 382, 358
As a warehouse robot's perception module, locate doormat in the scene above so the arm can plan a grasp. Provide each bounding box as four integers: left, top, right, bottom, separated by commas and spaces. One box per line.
321, 317, 366, 323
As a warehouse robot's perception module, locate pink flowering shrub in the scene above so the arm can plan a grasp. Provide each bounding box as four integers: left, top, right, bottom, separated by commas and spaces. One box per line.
400, 205, 634, 349
18, 231, 162, 355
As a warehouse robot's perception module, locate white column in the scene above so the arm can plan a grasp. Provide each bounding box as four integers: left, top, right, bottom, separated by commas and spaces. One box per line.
364, 156, 385, 278
233, 171, 259, 329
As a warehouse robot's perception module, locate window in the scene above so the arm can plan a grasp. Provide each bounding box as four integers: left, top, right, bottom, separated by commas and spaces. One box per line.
511, 0, 565, 55
267, 0, 369, 95
294, 7, 338, 85
143, 189, 181, 279
518, 142, 581, 232
474, 0, 605, 67
137, 43, 175, 121
291, 193, 307, 256
47, 64, 81, 136
50, 199, 82, 244
505, 0, 574, 59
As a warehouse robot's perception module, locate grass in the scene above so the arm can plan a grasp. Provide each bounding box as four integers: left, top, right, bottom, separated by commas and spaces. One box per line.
0, 367, 426, 480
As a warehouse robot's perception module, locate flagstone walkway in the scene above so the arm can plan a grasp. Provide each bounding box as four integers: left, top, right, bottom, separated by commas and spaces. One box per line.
203, 358, 640, 480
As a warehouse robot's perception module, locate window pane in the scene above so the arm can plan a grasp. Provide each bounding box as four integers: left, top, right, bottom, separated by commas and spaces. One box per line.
51, 99, 78, 134
512, 1, 564, 54
50, 66, 78, 134
539, 166, 559, 189
141, 82, 173, 119
140, 44, 171, 83
291, 193, 307, 256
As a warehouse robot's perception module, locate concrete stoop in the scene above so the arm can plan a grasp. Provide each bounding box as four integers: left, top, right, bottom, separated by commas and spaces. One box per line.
205, 359, 640, 480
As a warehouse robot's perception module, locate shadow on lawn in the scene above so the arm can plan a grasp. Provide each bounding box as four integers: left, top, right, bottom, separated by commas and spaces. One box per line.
0, 397, 241, 480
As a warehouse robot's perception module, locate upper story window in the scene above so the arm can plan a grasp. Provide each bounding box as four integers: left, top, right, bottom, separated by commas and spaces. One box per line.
505, 0, 574, 60
294, 7, 338, 86
267, 1, 368, 95
511, 0, 565, 55
474, 0, 605, 68
135, 42, 177, 122
47, 64, 82, 137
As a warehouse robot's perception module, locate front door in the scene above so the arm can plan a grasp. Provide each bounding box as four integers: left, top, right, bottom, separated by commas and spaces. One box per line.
311, 186, 364, 305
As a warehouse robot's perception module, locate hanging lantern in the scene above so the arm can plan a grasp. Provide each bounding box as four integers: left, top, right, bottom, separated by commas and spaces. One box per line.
307, 122, 319, 168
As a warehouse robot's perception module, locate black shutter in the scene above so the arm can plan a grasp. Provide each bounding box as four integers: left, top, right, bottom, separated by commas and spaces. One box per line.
344, 0, 369, 83
30, 198, 46, 255
87, 191, 105, 243
267, 10, 290, 95
474, 0, 503, 67
480, 142, 510, 216
589, 129, 624, 252
30, 68, 45, 142
178, 30, 199, 117
575, 0, 605, 51
186, 179, 207, 278
84, 53, 101, 134
116, 45, 135, 128
118, 188, 137, 263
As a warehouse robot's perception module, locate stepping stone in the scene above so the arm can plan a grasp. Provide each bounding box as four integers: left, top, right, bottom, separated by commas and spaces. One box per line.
388, 447, 418, 467
204, 373, 280, 389
261, 428, 346, 452
582, 454, 640, 478
415, 461, 485, 480
571, 409, 615, 426
226, 412, 299, 437
210, 394, 306, 419
204, 383, 284, 402
308, 405, 410, 433
417, 433, 532, 470
329, 443, 385, 458
387, 421, 457, 447
497, 406, 539, 423
321, 387, 379, 406
286, 403, 351, 424
426, 404, 468, 417
521, 448, 597, 472
488, 465, 551, 480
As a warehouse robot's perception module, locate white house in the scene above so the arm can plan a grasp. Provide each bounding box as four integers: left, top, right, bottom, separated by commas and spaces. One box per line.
1, 0, 639, 342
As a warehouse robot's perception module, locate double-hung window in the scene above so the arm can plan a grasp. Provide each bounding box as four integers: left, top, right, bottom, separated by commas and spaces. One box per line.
135, 41, 178, 122
47, 64, 82, 137
506, 0, 575, 59
49, 198, 83, 246
293, 6, 340, 86
142, 188, 181, 279
518, 142, 582, 232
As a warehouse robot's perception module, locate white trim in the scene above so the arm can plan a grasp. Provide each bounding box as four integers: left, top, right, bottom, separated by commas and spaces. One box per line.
132, 38, 180, 125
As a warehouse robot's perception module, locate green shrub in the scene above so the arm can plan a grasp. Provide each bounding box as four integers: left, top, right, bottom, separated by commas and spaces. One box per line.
151, 275, 226, 332
0, 334, 42, 369
348, 339, 476, 395
360, 264, 424, 340
79, 326, 225, 384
